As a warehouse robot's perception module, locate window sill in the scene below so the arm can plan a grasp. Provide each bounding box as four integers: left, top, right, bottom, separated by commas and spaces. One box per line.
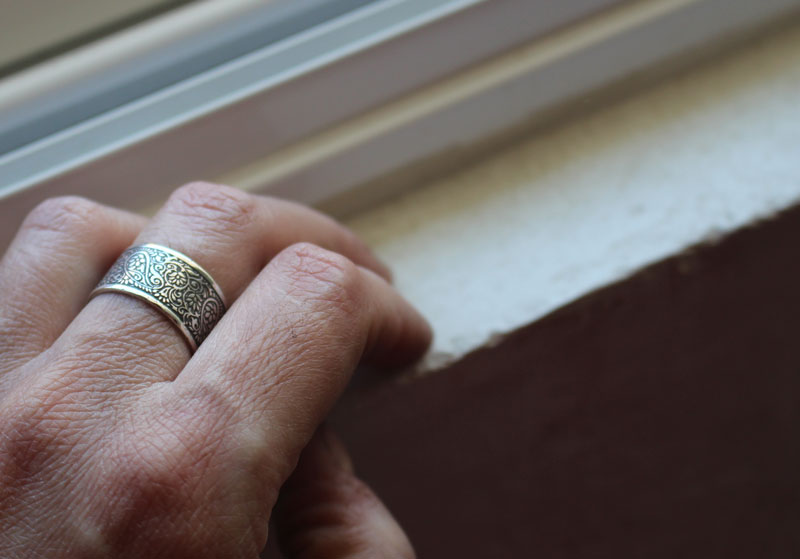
342, 20, 800, 373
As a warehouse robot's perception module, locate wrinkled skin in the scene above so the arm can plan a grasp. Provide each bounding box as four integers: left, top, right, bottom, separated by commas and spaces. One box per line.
0, 183, 431, 558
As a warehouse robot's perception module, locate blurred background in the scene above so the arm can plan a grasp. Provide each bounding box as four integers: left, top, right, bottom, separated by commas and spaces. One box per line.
2, 0, 800, 556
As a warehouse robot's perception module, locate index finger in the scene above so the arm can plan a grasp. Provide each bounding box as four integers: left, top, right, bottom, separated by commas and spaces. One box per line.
172, 242, 431, 479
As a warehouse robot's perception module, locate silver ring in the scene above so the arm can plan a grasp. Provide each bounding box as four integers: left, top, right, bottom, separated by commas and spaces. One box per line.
90, 243, 227, 351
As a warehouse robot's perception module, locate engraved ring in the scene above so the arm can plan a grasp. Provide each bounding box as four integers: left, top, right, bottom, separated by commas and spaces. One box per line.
90, 243, 227, 351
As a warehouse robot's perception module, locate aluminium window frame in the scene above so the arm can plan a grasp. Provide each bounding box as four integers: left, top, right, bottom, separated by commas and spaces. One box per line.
0, 0, 627, 242
0, 0, 799, 250
0, 0, 379, 153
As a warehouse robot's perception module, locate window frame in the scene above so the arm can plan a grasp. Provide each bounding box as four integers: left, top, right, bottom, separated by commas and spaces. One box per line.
0, 0, 798, 249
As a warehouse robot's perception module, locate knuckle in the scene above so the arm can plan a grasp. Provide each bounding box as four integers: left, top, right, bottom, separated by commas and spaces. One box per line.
21, 196, 103, 238
166, 182, 255, 233
104, 432, 204, 527
0, 388, 88, 483
119, 437, 193, 495
110, 390, 231, 501
277, 242, 364, 313
98, 452, 197, 551
93, 403, 250, 553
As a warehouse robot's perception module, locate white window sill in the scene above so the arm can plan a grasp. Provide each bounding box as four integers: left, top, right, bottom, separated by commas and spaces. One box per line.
342, 20, 800, 374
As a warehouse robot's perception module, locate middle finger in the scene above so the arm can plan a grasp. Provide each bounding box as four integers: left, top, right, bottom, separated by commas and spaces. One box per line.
47, 182, 391, 387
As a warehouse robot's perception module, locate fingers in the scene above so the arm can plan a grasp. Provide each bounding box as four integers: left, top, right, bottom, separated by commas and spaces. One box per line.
0, 197, 145, 377
139, 184, 391, 294
50, 182, 391, 385
177, 242, 431, 479
274, 426, 415, 559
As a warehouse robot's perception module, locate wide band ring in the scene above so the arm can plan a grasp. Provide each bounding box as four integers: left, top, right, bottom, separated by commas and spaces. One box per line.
90, 243, 227, 351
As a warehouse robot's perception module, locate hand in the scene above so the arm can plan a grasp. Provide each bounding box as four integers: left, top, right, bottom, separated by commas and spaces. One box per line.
0, 183, 431, 558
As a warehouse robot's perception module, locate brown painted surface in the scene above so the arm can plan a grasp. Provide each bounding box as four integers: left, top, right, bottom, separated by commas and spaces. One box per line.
328, 206, 800, 558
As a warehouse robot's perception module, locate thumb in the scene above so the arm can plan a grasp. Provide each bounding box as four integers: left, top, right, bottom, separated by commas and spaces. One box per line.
273, 425, 415, 559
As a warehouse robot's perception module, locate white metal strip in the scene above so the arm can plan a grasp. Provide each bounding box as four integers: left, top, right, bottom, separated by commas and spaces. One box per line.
0, 0, 622, 206
0, 0, 377, 154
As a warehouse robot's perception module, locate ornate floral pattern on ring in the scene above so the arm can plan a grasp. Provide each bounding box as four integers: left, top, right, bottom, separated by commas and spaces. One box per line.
93, 244, 226, 350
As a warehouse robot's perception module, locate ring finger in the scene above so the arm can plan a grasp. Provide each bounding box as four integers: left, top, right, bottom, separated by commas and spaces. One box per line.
47, 182, 392, 388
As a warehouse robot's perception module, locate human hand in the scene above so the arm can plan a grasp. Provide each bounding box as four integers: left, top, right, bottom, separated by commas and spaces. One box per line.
0, 183, 431, 558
